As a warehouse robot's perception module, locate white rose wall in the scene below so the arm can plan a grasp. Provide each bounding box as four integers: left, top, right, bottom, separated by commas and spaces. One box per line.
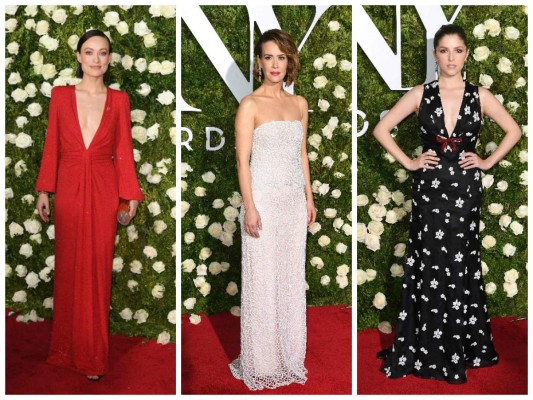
357, 6, 527, 330
5, 5, 177, 342
181, 6, 352, 324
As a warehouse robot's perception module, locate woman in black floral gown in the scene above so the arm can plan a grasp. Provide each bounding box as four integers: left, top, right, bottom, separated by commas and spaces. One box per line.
372, 24, 521, 384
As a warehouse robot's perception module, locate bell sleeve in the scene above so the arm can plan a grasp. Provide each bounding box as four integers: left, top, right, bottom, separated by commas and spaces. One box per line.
35, 86, 60, 193
113, 91, 144, 201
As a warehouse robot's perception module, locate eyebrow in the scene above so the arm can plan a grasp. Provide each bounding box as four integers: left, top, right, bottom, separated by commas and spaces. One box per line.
263, 53, 286, 56
83, 47, 109, 51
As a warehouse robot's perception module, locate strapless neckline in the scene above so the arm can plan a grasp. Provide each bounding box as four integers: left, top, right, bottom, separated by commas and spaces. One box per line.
254, 120, 302, 132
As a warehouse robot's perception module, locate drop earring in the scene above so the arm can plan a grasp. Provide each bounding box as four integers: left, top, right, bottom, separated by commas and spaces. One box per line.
462, 65, 467, 81
258, 66, 262, 82
434, 62, 439, 80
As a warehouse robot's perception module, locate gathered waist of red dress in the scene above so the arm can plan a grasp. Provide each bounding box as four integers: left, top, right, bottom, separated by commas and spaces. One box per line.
60, 151, 113, 162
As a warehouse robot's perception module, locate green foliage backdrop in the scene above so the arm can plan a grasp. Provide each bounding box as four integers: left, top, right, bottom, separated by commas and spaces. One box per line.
5, 5, 176, 342
181, 5, 352, 321
357, 6, 527, 330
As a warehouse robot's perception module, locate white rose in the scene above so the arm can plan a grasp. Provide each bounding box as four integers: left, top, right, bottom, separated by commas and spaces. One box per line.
23, 219, 41, 234
183, 232, 195, 244
313, 57, 324, 70
519, 170, 528, 186
499, 214, 512, 229
318, 99, 330, 112
502, 243, 517, 257
183, 297, 196, 310
189, 314, 201, 325
144, 33, 157, 48
322, 53, 337, 68
226, 281, 239, 296
19, 243, 33, 258
41, 63, 58, 80
357, 224, 367, 243
26, 272, 40, 288
524, 54, 528, 67
153, 220, 167, 235
194, 187, 206, 197
134, 21, 151, 36
506, 101, 519, 112
340, 60, 352, 71
495, 94, 504, 104
318, 235, 331, 247
156, 90, 175, 105
395, 168, 408, 183
473, 23, 487, 39
230, 306, 241, 317
331, 189, 342, 199
308, 222, 321, 235
199, 247, 212, 261
357, 269, 368, 285
342, 224, 352, 236
16, 264, 28, 277
129, 260, 142, 274
43, 297, 53, 309
12, 290, 27, 303
367, 221, 384, 236
366, 269, 377, 282
473, 46, 490, 62
484, 19, 501, 36
496, 180, 508, 192
488, 203, 504, 215
313, 76, 328, 89
333, 85, 346, 99
308, 133, 322, 150
143, 245, 158, 259
320, 275, 331, 286
503, 282, 518, 298
328, 20, 340, 31
337, 264, 349, 277
515, 77, 527, 88
157, 331, 171, 345
504, 268, 519, 283
223, 206, 239, 222
510, 221, 524, 235
368, 203, 387, 221
161, 61, 175, 75
515, 205, 527, 218
208, 262, 222, 275
479, 73, 493, 88
220, 262, 230, 272
324, 208, 337, 219
11, 88, 28, 103
365, 233, 381, 252
9, 222, 24, 238
8, 72, 22, 85
182, 259, 196, 273
372, 292, 387, 310
39, 35, 59, 52
336, 243, 348, 254
479, 220, 485, 232
103, 11, 120, 27
336, 275, 349, 289
504, 26, 520, 40
482, 235, 496, 249
357, 194, 369, 207
390, 263, 404, 277
310, 257, 324, 269
201, 171, 216, 183
27, 103, 43, 117
497, 57, 512, 74
394, 243, 406, 257
152, 284, 165, 299
35, 20, 49, 36
15, 116, 29, 128
485, 282, 497, 295
147, 201, 161, 216
40, 82, 52, 97
133, 309, 149, 324
207, 222, 223, 239
482, 173, 494, 188
373, 186, 392, 205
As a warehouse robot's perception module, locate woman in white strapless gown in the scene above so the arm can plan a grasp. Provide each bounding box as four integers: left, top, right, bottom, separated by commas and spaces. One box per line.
228, 29, 316, 391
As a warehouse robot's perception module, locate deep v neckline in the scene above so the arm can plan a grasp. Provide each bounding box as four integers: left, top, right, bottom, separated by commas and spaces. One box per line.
72, 85, 110, 151
436, 80, 467, 138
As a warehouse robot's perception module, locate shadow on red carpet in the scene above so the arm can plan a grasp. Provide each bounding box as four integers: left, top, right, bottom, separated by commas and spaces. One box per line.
5, 309, 176, 394
358, 315, 527, 394
182, 304, 352, 394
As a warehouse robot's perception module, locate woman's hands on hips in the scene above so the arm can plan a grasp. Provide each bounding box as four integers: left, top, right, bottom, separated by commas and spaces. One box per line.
407, 150, 440, 171
458, 152, 492, 171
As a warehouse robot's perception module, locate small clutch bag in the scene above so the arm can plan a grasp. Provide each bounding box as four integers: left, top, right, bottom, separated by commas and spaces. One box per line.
117, 199, 132, 226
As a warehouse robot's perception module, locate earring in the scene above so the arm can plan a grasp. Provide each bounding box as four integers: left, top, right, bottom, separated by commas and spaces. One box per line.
434, 63, 439, 80
258, 66, 262, 82
462, 65, 467, 81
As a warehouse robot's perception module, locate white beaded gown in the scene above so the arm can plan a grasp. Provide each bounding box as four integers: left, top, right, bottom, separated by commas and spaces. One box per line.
229, 120, 308, 390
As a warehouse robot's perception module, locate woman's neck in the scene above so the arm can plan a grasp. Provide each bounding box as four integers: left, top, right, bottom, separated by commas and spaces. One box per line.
76, 76, 107, 94
258, 80, 285, 98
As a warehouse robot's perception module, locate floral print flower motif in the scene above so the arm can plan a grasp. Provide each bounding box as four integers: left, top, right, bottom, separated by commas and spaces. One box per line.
435, 107, 443, 117
431, 178, 440, 188
452, 299, 461, 310
398, 355, 407, 366
435, 229, 444, 239
456, 197, 464, 208
454, 252, 463, 262
451, 353, 460, 364
414, 359, 423, 370
398, 310, 408, 320
473, 357, 481, 367
433, 329, 443, 339
430, 278, 439, 289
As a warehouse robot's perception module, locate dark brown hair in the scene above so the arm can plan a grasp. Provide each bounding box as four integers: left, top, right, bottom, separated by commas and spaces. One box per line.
433, 24, 468, 50
76, 29, 112, 79
253, 29, 299, 86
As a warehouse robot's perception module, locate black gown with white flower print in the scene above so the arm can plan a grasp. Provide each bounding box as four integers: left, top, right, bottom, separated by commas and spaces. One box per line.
377, 80, 499, 384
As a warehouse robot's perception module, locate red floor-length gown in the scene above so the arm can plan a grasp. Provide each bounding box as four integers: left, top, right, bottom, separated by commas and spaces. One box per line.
36, 85, 144, 375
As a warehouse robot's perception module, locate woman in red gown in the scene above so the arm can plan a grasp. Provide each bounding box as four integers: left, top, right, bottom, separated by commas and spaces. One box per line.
36, 30, 144, 380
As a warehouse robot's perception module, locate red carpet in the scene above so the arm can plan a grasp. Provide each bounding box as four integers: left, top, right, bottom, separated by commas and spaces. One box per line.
5, 309, 176, 394
358, 315, 527, 394
182, 304, 352, 394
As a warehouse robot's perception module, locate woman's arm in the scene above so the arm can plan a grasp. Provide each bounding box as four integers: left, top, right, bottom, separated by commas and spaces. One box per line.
458, 87, 522, 170
373, 84, 440, 171
298, 96, 316, 226
235, 96, 261, 238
